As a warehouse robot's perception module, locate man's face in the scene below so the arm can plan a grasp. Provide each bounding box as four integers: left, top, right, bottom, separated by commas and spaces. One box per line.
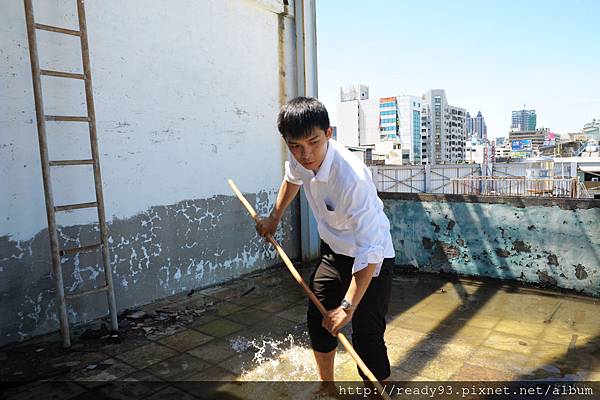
286, 126, 333, 172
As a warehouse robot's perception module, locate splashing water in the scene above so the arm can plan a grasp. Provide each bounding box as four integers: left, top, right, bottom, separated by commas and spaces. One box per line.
228, 332, 318, 380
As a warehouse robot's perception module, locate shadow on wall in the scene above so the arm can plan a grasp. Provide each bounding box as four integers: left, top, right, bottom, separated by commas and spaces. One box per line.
382, 193, 600, 297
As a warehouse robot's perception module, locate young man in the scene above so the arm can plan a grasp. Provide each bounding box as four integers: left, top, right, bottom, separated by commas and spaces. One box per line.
256, 97, 395, 382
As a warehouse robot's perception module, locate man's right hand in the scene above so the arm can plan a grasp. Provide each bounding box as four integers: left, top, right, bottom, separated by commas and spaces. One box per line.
256, 214, 280, 238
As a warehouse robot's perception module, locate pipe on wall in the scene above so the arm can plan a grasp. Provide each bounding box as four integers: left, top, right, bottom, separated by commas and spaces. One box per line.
294, 0, 320, 262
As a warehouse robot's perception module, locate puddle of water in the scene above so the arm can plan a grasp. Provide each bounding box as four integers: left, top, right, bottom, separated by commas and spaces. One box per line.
228, 333, 318, 380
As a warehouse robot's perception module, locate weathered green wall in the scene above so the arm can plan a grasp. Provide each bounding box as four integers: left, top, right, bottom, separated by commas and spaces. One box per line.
382, 193, 600, 297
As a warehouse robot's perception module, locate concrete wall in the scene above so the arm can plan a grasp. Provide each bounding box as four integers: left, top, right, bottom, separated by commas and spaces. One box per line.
0, 0, 299, 345
382, 193, 600, 297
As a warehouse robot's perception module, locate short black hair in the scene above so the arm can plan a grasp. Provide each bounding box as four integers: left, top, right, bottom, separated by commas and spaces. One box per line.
277, 97, 330, 140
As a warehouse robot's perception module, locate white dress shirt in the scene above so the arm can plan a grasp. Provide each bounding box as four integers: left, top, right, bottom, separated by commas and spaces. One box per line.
284, 139, 395, 277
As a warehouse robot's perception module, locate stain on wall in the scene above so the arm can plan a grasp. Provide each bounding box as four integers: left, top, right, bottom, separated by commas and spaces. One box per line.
0, 193, 299, 346
1, 0, 299, 347
382, 193, 600, 297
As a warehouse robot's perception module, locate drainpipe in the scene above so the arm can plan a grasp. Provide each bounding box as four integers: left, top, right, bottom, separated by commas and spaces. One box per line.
294, 0, 320, 262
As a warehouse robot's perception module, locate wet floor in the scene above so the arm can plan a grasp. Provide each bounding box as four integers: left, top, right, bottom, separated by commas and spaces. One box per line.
1, 265, 599, 399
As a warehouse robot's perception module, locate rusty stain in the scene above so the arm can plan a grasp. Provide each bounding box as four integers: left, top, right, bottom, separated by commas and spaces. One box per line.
422, 237, 433, 250
574, 264, 588, 280
456, 238, 465, 247
512, 240, 531, 253
277, 10, 288, 169
434, 241, 460, 260
447, 220, 455, 231
538, 271, 558, 287
495, 248, 510, 258
548, 254, 559, 266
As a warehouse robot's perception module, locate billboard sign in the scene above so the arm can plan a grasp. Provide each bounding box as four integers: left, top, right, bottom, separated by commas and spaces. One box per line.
511, 139, 532, 151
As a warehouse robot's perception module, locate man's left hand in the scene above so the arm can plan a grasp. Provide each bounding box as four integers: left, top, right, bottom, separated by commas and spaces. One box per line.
322, 306, 353, 336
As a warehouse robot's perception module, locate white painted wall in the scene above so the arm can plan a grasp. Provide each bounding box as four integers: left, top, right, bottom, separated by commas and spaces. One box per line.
1, 0, 295, 241
361, 98, 379, 146
336, 100, 359, 147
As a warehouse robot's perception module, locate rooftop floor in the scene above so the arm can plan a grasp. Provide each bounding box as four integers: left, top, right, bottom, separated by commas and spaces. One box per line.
2, 265, 600, 399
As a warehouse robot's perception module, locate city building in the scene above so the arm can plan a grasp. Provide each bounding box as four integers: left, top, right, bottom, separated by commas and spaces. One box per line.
583, 119, 600, 141
421, 89, 467, 164
509, 128, 556, 156
466, 111, 488, 142
337, 87, 466, 165
378, 95, 423, 164
336, 87, 380, 147
496, 137, 506, 146
495, 146, 512, 159
336, 86, 421, 164
339, 84, 369, 102
466, 140, 495, 164
511, 108, 537, 131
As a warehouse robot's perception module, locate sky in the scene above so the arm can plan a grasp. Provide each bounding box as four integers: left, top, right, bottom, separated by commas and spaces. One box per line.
316, 0, 600, 139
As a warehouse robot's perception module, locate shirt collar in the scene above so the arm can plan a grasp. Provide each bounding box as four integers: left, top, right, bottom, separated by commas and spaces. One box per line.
314, 139, 334, 182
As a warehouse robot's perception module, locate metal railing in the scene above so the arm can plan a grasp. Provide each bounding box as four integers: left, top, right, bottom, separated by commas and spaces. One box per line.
450, 177, 581, 198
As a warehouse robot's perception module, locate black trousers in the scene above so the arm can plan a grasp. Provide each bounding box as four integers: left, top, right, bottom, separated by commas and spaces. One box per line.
307, 241, 393, 381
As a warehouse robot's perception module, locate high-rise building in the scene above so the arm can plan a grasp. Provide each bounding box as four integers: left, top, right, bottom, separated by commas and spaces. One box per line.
511, 108, 537, 131
466, 111, 488, 142
582, 119, 600, 141
336, 87, 465, 164
339, 84, 369, 102
421, 89, 466, 164
509, 128, 553, 152
377, 95, 423, 164
336, 86, 421, 164
336, 89, 379, 147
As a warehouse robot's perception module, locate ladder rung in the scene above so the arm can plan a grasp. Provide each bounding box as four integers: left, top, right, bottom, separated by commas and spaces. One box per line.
66, 285, 109, 300
45, 115, 90, 122
60, 242, 101, 256
40, 69, 85, 80
34, 23, 80, 36
55, 202, 97, 212
50, 159, 95, 166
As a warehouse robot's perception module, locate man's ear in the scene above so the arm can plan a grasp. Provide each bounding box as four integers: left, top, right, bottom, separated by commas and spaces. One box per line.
325, 127, 333, 139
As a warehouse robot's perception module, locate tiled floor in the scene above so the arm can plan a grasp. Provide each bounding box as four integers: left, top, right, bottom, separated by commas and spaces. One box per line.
1, 265, 599, 399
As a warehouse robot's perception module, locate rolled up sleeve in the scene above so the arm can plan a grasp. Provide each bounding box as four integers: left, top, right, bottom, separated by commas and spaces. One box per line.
344, 180, 386, 276
284, 160, 303, 186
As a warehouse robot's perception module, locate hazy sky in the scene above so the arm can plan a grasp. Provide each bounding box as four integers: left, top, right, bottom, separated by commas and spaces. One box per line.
316, 0, 600, 139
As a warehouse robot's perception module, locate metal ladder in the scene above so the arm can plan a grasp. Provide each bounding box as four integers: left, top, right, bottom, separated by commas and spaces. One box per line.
23, 0, 118, 348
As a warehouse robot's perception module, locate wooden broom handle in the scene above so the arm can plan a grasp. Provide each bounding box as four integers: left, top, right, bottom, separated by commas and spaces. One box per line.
227, 179, 391, 400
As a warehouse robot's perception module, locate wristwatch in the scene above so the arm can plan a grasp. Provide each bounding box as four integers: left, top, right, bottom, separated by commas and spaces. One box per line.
340, 299, 356, 312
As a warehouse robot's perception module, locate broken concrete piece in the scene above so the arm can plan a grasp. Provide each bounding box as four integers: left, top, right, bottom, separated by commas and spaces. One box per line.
80, 323, 109, 340
126, 311, 147, 320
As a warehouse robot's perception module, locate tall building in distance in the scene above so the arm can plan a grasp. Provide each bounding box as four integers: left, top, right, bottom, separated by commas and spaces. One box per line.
336, 86, 422, 164
421, 89, 466, 164
378, 95, 423, 164
339, 84, 369, 102
511, 108, 537, 131
336, 85, 380, 147
466, 111, 488, 142
582, 119, 600, 141
336, 86, 465, 164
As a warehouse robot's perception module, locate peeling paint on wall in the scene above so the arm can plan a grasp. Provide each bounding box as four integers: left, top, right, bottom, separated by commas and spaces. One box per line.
382, 193, 600, 297
0, 194, 299, 346
1, 0, 300, 347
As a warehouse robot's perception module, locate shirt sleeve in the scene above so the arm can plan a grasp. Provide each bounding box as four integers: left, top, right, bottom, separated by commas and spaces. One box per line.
283, 158, 303, 186
343, 180, 386, 276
